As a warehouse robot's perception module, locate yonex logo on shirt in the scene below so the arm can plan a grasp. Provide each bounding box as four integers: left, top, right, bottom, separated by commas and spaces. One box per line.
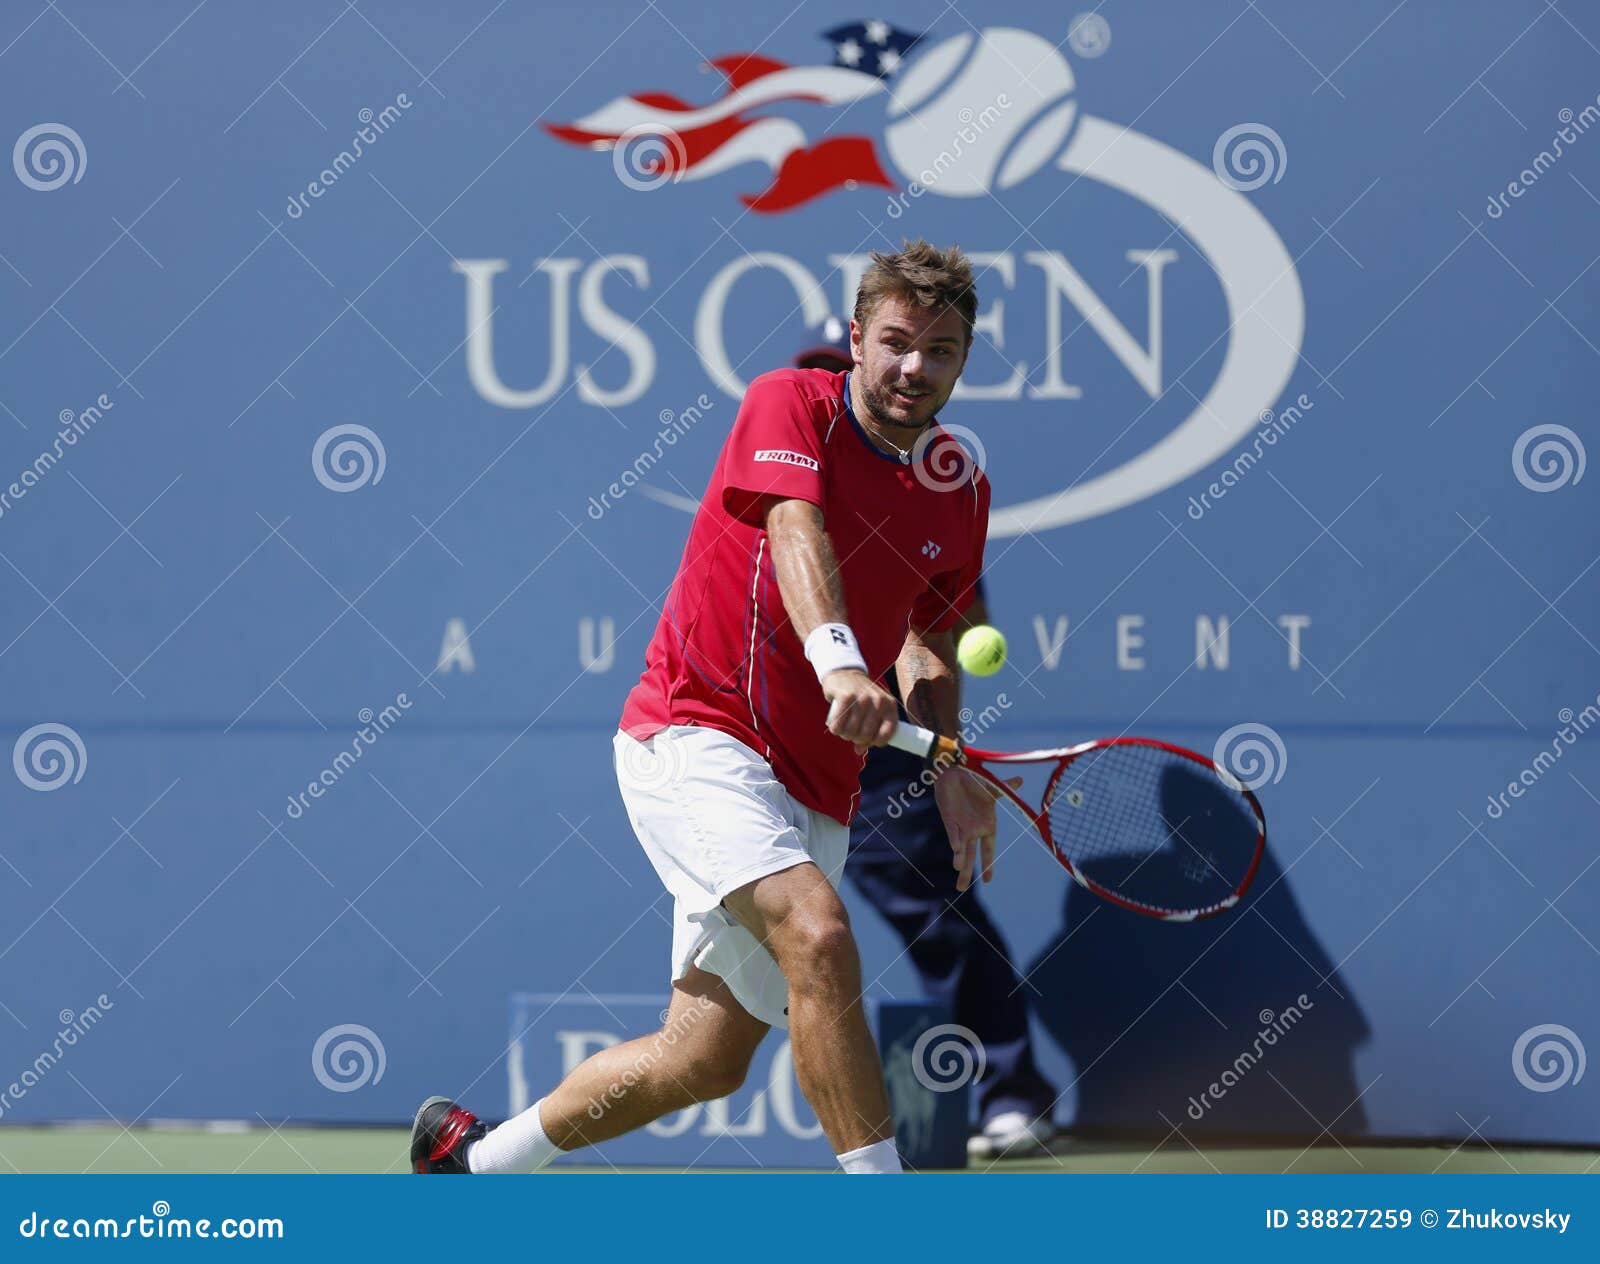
753, 449, 820, 471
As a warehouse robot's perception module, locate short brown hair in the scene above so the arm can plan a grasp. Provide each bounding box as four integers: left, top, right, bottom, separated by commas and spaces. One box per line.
853, 238, 978, 345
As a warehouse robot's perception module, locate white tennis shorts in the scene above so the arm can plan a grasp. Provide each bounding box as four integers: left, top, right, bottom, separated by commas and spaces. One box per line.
612, 725, 849, 1028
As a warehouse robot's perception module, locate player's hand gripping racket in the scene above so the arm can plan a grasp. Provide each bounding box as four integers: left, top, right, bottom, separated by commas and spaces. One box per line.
886, 722, 1266, 921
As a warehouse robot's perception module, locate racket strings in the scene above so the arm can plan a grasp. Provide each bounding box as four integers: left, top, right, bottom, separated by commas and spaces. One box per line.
1039, 743, 1259, 914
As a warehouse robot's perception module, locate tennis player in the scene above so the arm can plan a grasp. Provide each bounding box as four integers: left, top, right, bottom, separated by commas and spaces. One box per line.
412, 239, 995, 1174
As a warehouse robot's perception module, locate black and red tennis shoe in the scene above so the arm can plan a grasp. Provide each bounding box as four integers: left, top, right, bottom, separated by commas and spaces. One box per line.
410, 1096, 486, 1174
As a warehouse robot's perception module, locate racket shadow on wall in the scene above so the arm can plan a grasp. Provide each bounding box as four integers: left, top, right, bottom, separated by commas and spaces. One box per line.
885, 719, 1368, 1139
1031, 837, 1372, 1140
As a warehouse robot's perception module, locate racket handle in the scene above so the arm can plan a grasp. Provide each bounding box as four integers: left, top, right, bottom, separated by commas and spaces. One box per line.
886, 721, 963, 765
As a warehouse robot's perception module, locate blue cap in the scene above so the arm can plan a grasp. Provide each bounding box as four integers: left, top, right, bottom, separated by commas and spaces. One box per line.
793, 314, 851, 371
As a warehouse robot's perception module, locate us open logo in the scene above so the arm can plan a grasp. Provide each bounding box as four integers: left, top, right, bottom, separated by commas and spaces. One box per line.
524, 24, 1304, 535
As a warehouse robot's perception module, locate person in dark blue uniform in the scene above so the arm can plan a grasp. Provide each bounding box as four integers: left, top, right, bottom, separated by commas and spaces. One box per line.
795, 324, 1058, 1158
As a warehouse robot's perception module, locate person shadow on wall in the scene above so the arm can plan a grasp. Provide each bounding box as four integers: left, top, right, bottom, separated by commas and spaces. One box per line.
1024, 763, 1371, 1142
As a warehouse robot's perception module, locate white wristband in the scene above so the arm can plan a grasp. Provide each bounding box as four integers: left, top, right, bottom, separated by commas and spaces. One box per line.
804, 622, 868, 682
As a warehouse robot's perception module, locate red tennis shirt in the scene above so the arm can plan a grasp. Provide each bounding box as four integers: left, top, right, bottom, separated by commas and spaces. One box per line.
619, 367, 990, 824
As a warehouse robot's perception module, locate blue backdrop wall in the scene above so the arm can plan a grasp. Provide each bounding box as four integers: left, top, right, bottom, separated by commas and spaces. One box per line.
2, 1, 1597, 1162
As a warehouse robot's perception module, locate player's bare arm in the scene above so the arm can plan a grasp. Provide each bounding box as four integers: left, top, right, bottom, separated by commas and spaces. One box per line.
898, 624, 1004, 891
763, 495, 898, 751
896, 625, 960, 736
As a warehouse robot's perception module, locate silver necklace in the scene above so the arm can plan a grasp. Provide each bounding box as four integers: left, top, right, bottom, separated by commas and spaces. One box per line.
861, 414, 924, 464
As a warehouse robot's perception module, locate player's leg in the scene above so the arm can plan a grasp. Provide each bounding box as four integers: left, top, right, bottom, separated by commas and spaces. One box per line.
721, 860, 895, 1163
412, 965, 767, 1173
535, 964, 768, 1149
416, 726, 897, 1174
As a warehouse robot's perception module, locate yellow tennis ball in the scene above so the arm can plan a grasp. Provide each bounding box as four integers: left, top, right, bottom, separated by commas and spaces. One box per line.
957, 625, 1007, 676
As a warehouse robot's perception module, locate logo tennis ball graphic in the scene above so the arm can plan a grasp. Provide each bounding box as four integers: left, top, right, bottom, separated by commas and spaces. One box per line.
884, 28, 1078, 196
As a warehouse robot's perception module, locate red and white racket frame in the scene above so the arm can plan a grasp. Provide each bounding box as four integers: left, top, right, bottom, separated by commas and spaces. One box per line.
886, 721, 1267, 922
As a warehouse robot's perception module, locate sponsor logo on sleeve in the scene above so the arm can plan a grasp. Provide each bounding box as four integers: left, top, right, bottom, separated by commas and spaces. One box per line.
754, 449, 820, 471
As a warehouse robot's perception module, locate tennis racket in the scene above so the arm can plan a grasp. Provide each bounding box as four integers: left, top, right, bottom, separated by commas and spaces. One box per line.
885, 721, 1266, 921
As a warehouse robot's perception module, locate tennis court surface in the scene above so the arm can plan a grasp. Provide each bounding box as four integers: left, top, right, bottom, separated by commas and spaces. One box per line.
5, 1126, 1594, 1175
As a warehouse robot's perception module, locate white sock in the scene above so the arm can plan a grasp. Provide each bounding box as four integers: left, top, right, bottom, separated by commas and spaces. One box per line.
837, 1138, 902, 1174
465, 1096, 562, 1174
